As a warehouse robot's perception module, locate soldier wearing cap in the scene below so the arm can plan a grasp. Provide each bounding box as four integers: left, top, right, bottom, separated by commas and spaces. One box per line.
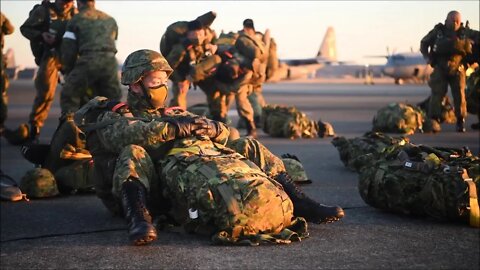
20, 0, 77, 142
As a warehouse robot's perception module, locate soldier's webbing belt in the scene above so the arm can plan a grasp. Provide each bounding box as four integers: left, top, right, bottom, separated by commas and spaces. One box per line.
461, 169, 480, 228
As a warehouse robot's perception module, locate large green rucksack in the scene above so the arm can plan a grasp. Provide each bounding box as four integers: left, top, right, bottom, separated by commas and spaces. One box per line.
160, 140, 308, 245
372, 102, 425, 135
358, 143, 479, 227
331, 132, 410, 172
261, 104, 319, 139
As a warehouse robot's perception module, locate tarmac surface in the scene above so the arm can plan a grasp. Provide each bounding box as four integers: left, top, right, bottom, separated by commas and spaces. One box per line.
1, 79, 479, 269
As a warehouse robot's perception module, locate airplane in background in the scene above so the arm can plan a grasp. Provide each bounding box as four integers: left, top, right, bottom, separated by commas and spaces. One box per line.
367, 49, 433, 85
267, 26, 351, 82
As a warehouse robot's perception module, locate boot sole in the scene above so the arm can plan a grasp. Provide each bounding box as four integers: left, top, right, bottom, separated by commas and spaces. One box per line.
131, 232, 157, 246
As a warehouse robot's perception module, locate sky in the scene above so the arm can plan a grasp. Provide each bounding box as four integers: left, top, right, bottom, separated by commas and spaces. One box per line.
1, 0, 479, 68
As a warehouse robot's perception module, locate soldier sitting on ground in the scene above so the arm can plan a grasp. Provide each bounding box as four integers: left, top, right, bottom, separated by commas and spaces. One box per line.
74, 49, 344, 246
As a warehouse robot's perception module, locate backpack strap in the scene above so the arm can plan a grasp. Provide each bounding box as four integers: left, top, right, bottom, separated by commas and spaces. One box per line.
461, 169, 480, 228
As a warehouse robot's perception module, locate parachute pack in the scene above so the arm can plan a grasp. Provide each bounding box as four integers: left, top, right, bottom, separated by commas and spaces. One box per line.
332, 132, 479, 227
372, 102, 425, 135
261, 104, 319, 139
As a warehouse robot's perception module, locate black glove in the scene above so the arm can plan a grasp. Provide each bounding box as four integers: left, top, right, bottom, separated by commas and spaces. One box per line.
169, 116, 221, 138
281, 153, 300, 162
191, 118, 221, 138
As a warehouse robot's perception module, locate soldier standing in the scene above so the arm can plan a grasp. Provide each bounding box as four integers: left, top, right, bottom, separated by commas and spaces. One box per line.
60, 0, 121, 119
420, 10, 479, 132
20, 0, 76, 141
231, 19, 268, 138
0, 12, 14, 136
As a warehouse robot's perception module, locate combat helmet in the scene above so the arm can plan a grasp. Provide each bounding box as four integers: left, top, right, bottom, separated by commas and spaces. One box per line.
20, 168, 59, 198
121, 49, 173, 85
281, 154, 312, 184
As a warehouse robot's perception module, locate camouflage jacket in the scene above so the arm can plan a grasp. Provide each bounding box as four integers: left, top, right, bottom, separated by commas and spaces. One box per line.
20, 3, 76, 51
61, 5, 118, 73
166, 27, 216, 83
420, 23, 479, 70
95, 94, 230, 156
1, 12, 14, 51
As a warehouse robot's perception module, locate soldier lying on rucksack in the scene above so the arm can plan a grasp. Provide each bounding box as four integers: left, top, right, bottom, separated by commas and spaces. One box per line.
74, 49, 344, 246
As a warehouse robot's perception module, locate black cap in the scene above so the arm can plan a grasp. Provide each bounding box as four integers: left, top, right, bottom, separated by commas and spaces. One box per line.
187, 20, 204, 31
243, 19, 255, 30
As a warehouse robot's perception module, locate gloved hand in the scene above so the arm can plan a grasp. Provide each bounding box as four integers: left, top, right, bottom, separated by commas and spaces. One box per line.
172, 116, 221, 138
191, 117, 221, 138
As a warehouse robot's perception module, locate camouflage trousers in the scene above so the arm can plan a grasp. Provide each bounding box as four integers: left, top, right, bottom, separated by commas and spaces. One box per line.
112, 142, 306, 244
60, 53, 122, 115
0, 54, 9, 128
29, 54, 61, 128
112, 137, 287, 198
168, 80, 189, 111
248, 84, 266, 123
428, 67, 467, 120
196, 79, 228, 121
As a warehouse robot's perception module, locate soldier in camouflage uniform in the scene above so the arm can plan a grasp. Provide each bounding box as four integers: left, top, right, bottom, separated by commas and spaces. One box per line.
420, 10, 479, 132
76, 49, 344, 246
228, 19, 269, 138
0, 12, 14, 136
60, 0, 121, 118
161, 14, 218, 111
20, 0, 76, 141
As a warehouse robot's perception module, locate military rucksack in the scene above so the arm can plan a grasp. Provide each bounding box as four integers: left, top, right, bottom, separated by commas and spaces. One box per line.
372, 102, 425, 135
466, 68, 480, 115
160, 143, 308, 245
358, 143, 479, 227
331, 131, 410, 172
27, 2, 50, 65
261, 104, 319, 139
160, 21, 188, 58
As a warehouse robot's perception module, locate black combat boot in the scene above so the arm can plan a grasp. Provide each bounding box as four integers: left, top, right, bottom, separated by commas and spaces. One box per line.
245, 119, 257, 139
275, 172, 345, 224
121, 179, 157, 245
456, 118, 466, 133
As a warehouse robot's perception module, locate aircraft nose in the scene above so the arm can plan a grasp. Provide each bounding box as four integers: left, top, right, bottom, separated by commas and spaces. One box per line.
382, 66, 394, 76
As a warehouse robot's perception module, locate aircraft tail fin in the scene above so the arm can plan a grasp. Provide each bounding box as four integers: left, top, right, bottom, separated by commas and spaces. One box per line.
317, 26, 337, 61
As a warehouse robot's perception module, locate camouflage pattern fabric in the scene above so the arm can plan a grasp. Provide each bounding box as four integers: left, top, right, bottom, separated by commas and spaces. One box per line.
261, 104, 319, 139
20, 3, 76, 128
372, 102, 425, 135
82, 94, 308, 244
159, 141, 307, 245
226, 137, 286, 178
331, 132, 410, 172
1, 12, 14, 130
281, 157, 312, 184
20, 168, 59, 198
60, 5, 121, 114
466, 68, 480, 116
358, 143, 479, 226
317, 120, 335, 138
